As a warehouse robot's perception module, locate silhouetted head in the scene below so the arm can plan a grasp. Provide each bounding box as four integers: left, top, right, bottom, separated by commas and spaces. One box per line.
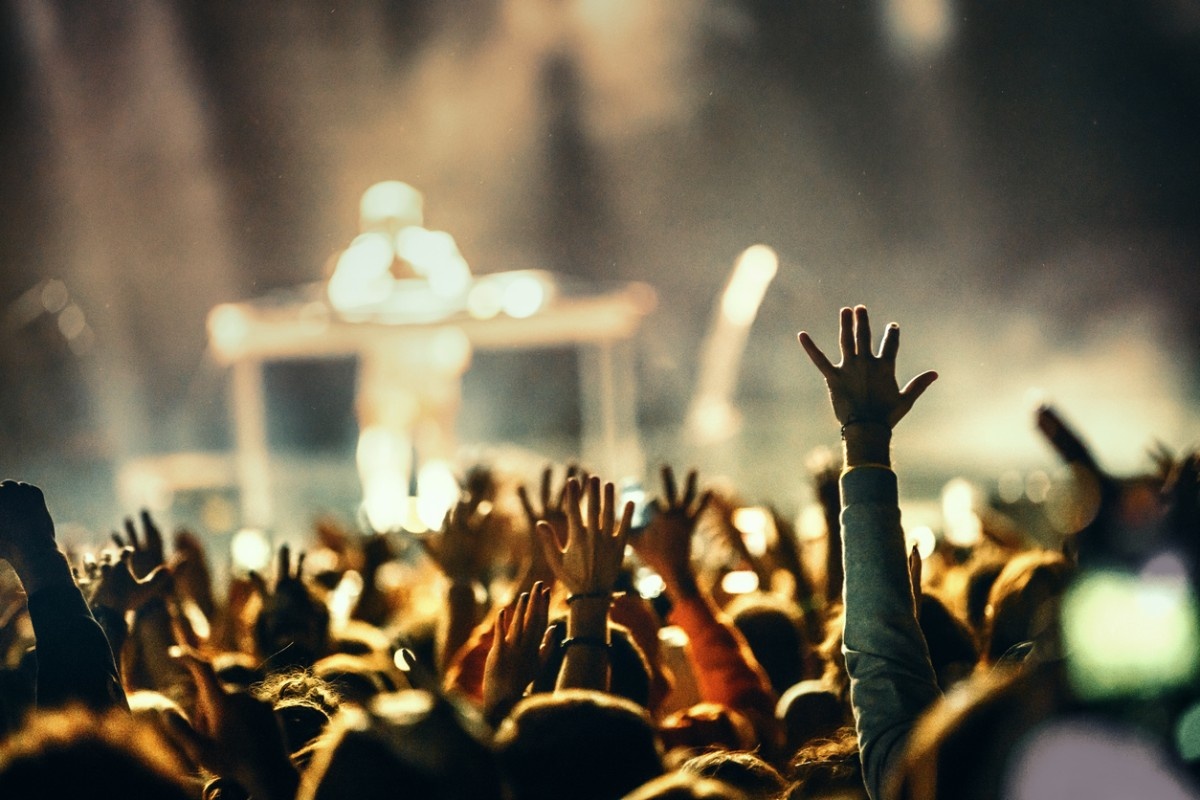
497, 689, 664, 800
680, 750, 786, 800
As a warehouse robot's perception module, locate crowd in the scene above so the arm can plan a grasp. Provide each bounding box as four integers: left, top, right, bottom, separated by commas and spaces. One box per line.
0, 304, 1197, 799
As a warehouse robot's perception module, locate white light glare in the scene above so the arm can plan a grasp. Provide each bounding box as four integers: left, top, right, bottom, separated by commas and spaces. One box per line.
416, 460, 462, 532
360, 181, 423, 230
941, 478, 983, 547
328, 233, 396, 313
502, 274, 547, 318
721, 245, 778, 326
905, 526, 937, 560
231, 528, 272, 572
208, 304, 250, 356
395, 227, 471, 298
721, 570, 760, 595
732, 507, 771, 557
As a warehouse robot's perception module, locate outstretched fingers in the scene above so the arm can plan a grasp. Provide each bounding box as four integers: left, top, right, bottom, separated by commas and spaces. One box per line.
798, 331, 837, 380
853, 305, 872, 355
878, 323, 900, 361
838, 306, 855, 361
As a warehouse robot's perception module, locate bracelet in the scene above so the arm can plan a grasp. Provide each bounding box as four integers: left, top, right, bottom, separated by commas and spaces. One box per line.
565, 590, 622, 605
840, 417, 889, 439
561, 636, 611, 650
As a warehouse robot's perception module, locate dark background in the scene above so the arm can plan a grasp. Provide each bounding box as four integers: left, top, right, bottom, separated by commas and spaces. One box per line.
0, 0, 1196, 528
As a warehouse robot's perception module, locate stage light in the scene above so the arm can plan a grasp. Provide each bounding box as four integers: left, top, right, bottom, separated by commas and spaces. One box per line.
58, 303, 86, 339
721, 570, 760, 595
328, 233, 396, 313
906, 525, 937, 559
362, 471, 409, 533
208, 303, 250, 357
941, 478, 982, 547
635, 567, 666, 599
732, 506, 771, 557
466, 280, 503, 319
231, 528, 272, 572
501, 273, 546, 318
40, 279, 68, 313
997, 470, 1024, 504
416, 459, 461, 532
721, 244, 778, 326
360, 181, 423, 230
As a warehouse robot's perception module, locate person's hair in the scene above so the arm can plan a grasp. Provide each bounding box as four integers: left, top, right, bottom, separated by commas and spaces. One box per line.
681, 750, 786, 800
0, 707, 192, 799
726, 593, 812, 694
313, 653, 392, 705
918, 594, 979, 690
963, 557, 1006, 636
983, 550, 1073, 664
775, 680, 846, 753
817, 604, 848, 702
496, 689, 664, 800
659, 703, 758, 755
299, 689, 502, 800
623, 771, 751, 800
788, 726, 865, 798
253, 669, 341, 754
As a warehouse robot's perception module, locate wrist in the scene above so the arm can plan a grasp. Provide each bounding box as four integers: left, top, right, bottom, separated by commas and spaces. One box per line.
566, 596, 610, 638
842, 424, 892, 468
10, 547, 73, 594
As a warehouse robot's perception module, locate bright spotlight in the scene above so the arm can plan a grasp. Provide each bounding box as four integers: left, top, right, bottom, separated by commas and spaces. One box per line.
360, 181, 424, 230
416, 460, 461, 532
231, 528, 272, 572
502, 274, 547, 318
208, 303, 250, 357
721, 245, 778, 326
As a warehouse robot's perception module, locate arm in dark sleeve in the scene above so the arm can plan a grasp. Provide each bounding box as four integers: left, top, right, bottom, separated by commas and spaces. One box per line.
24, 557, 127, 712
840, 466, 940, 800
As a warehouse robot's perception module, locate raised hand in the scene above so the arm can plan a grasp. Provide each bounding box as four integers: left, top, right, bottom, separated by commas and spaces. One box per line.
169, 528, 215, 618
421, 498, 494, 586
536, 476, 632, 598
111, 510, 166, 579
482, 581, 551, 722
517, 464, 588, 588
631, 466, 710, 596
798, 305, 937, 429
250, 544, 329, 669
87, 548, 172, 612
0, 481, 58, 566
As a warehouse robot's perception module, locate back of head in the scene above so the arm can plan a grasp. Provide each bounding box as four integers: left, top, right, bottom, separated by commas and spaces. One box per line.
984, 550, 1073, 664
917, 594, 979, 690
727, 594, 812, 694
776, 680, 846, 753
0, 707, 192, 799
788, 726, 866, 800
680, 750, 786, 800
497, 689, 665, 800
622, 772, 751, 800
300, 689, 502, 800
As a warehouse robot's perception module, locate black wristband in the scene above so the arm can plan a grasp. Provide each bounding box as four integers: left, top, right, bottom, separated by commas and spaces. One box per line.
840, 417, 890, 439
561, 636, 611, 650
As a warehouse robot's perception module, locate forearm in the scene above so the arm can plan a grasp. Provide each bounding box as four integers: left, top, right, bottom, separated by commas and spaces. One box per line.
840, 465, 939, 800
19, 548, 127, 711
439, 581, 482, 674
556, 596, 610, 691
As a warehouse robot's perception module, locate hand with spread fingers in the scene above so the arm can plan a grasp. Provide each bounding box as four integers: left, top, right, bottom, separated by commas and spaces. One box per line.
798, 305, 937, 429
483, 581, 551, 722
87, 548, 172, 613
111, 510, 166, 580
421, 497, 494, 587
798, 305, 937, 466
536, 476, 632, 599
250, 543, 329, 669
517, 464, 588, 589
631, 466, 711, 598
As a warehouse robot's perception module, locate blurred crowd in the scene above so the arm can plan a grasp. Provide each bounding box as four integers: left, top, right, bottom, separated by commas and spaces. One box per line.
0, 305, 1197, 800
